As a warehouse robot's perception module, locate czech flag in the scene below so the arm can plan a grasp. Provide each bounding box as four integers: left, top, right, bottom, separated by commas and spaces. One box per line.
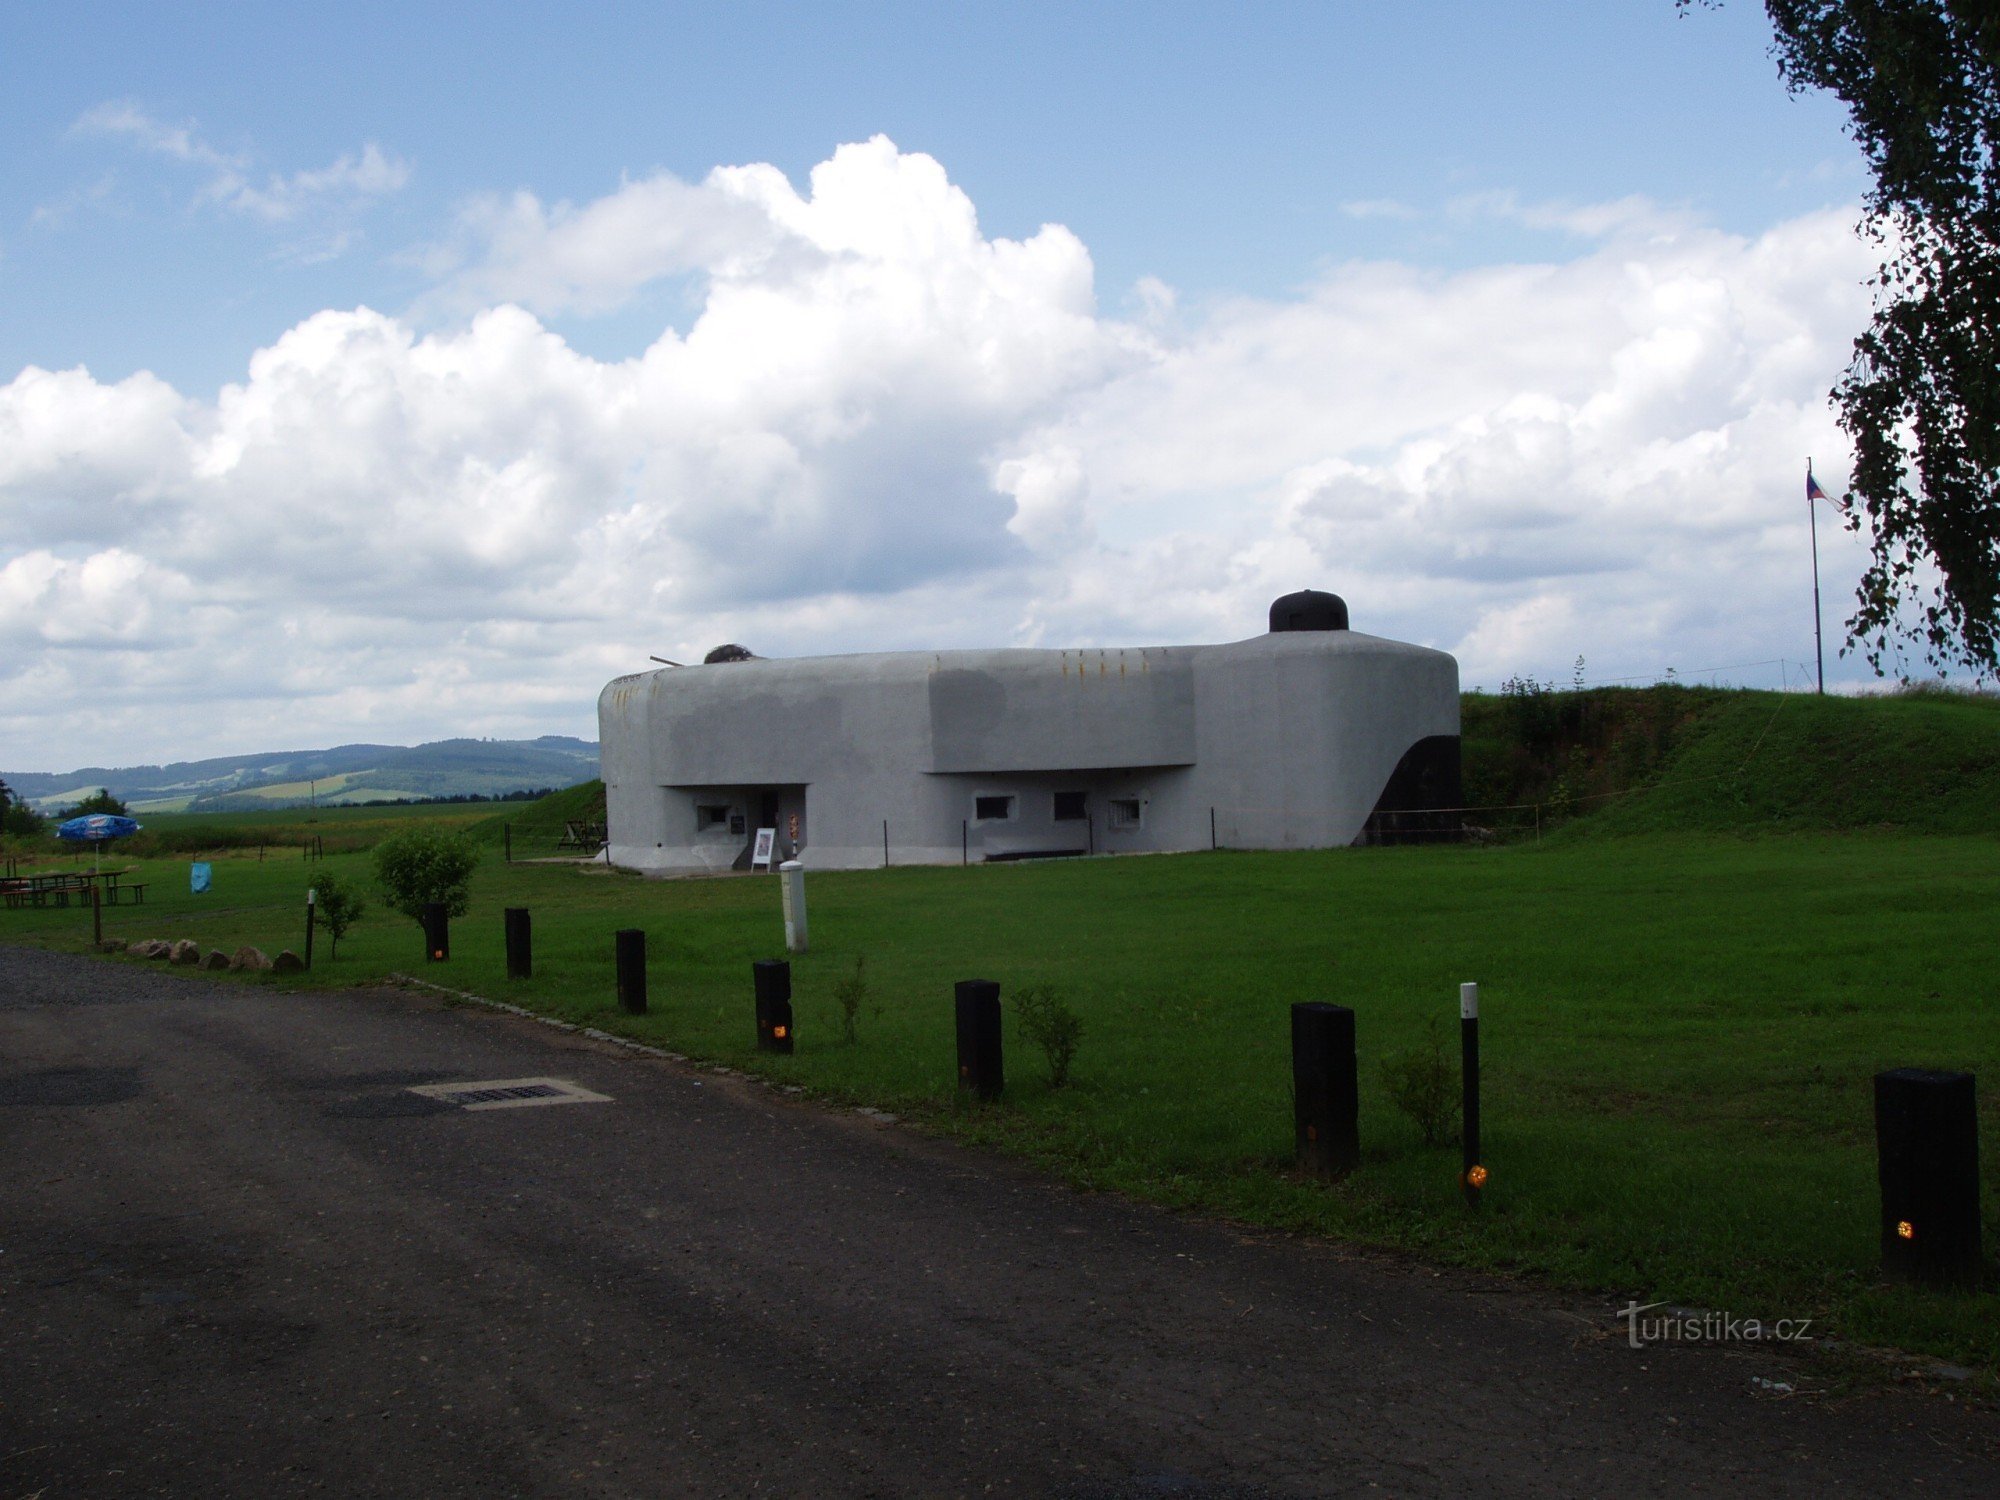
1807, 466, 1848, 513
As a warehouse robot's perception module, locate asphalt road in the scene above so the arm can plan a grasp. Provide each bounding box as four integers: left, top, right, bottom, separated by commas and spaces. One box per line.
2, 944, 1995, 1498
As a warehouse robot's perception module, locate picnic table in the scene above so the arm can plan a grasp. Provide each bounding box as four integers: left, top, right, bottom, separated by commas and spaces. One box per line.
0, 868, 146, 910
556, 821, 607, 853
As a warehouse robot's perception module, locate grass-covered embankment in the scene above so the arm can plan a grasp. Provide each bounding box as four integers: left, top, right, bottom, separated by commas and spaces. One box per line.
1464, 682, 2000, 836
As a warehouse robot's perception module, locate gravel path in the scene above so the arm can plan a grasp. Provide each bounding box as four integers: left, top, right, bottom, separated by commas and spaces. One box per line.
1, 943, 1994, 1497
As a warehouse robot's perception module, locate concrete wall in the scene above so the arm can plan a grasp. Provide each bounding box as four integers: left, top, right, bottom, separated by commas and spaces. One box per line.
599, 627, 1458, 874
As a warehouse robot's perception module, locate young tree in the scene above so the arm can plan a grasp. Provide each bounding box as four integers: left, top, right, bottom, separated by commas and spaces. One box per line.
1683, 2, 2000, 674
372, 827, 480, 925
313, 872, 366, 959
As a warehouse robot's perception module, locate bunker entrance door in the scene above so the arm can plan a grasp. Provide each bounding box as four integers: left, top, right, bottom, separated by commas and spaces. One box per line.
732, 787, 808, 870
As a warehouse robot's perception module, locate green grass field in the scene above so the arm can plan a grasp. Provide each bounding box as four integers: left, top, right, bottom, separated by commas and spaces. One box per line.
6, 826, 1995, 1372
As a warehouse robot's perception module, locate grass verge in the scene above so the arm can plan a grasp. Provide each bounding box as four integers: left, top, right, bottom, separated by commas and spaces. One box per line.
5, 828, 1995, 1374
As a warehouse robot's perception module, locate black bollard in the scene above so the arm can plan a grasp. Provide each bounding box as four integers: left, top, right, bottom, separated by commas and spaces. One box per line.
955, 978, 1003, 1100
1875, 1068, 1982, 1288
1292, 1002, 1359, 1179
615, 929, 646, 1014
504, 907, 532, 980
1461, 982, 1483, 1207
421, 902, 450, 962
754, 959, 793, 1053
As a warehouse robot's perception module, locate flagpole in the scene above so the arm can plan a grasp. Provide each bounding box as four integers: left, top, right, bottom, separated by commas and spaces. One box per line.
1808, 457, 1824, 695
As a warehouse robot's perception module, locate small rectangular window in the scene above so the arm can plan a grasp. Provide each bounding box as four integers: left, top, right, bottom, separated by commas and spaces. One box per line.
696, 804, 731, 831
1052, 791, 1087, 821
974, 794, 1015, 821
1107, 797, 1142, 830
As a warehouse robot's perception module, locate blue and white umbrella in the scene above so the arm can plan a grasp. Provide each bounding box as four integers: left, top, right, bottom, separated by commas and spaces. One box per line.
56, 813, 142, 871
55, 814, 142, 843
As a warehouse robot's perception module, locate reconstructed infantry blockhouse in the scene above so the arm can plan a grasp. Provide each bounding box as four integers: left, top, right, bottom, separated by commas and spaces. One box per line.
598, 591, 1461, 873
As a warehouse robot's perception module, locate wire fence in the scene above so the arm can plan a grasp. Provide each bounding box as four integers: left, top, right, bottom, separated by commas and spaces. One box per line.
498, 820, 609, 863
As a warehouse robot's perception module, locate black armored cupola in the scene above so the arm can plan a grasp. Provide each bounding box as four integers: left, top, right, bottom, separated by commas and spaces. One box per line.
1268, 590, 1349, 633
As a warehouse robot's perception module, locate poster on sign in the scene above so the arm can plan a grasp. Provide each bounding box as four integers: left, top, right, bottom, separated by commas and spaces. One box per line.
752, 828, 778, 870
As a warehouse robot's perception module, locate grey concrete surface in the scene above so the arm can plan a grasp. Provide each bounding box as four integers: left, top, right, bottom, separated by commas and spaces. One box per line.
599, 624, 1459, 874
2, 944, 1995, 1498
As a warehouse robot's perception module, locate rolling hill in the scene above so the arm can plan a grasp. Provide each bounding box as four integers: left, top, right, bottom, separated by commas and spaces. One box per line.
3, 736, 600, 814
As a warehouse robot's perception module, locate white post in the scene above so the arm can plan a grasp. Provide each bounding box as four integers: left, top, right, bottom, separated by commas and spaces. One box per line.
779, 860, 808, 953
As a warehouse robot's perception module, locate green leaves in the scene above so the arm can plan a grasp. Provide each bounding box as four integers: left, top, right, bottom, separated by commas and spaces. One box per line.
1683, 3, 2000, 672
1013, 982, 1085, 1088
60, 788, 129, 819
1765, 2, 2000, 673
372, 827, 479, 923
312, 871, 366, 957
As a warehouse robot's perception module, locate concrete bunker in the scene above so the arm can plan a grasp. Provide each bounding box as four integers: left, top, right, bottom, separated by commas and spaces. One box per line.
598, 593, 1460, 873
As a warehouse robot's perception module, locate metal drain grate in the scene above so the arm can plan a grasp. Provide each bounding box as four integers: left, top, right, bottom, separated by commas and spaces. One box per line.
408, 1076, 612, 1111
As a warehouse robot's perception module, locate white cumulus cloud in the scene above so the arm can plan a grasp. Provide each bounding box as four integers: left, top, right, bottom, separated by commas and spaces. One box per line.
1, 138, 1881, 767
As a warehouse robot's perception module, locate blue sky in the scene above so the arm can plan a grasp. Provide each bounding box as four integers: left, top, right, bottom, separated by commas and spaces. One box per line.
3, 3, 1890, 768
6, 3, 1861, 390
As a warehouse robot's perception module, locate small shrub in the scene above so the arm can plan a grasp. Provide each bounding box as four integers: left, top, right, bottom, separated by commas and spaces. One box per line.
1380, 1016, 1460, 1147
373, 827, 479, 924
1, 798, 43, 837
832, 954, 868, 1043
1013, 983, 1084, 1088
312, 872, 366, 959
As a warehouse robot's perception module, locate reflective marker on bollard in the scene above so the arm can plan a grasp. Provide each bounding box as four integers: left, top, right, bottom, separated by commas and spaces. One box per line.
505, 907, 532, 980
754, 959, 794, 1053
1291, 1002, 1358, 1179
421, 901, 450, 962
955, 978, 1003, 1100
615, 928, 646, 1014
